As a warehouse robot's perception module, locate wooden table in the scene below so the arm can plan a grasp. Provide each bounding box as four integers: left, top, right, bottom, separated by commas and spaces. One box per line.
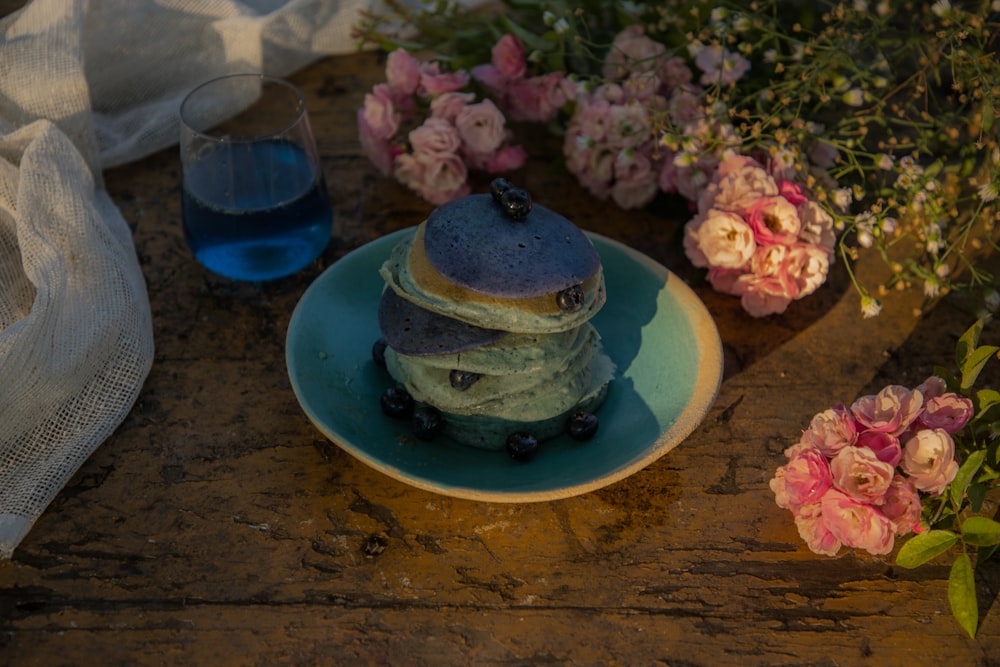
2, 49, 999, 666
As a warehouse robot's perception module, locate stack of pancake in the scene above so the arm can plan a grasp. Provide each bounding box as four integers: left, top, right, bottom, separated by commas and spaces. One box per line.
375, 180, 615, 455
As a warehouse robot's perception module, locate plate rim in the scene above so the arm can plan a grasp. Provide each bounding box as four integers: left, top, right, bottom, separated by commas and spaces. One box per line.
286, 228, 723, 502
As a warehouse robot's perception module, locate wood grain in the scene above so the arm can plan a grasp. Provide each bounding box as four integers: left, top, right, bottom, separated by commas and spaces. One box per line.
2, 50, 999, 666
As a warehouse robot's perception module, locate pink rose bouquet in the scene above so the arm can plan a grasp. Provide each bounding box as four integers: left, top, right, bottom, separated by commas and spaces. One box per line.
770, 318, 1000, 637
770, 379, 967, 557
683, 155, 837, 317
357, 49, 528, 204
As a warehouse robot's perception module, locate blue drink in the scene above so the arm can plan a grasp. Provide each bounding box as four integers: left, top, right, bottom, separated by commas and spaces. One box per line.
182, 140, 332, 281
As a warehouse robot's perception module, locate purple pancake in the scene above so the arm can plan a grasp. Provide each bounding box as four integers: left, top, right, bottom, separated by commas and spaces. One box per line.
378, 288, 507, 356
422, 193, 600, 298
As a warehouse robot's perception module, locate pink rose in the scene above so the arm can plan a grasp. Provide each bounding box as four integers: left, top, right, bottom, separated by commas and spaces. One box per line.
704, 266, 742, 295
666, 85, 703, 123
750, 243, 788, 278
659, 56, 693, 91
357, 110, 396, 176
881, 475, 922, 536
490, 34, 526, 80
820, 489, 895, 555
385, 49, 421, 96
829, 446, 895, 504
408, 117, 461, 154
591, 82, 625, 104
362, 83, 400, 140
417, 154, 470, 203
699, 158, 778, 213
856, 429, 902, 467
607, 102, 651, 148
611, 150, 659, 210
770, 444, 832, 512
781, 244, 830, 298
744, 195, 801, 245
419, 63, 471, 96
430, 92, 476, 121
851, 385, 924, 436
603, 25, 667, 80
919, 393, 973, 434
796, 200, 837, 249
687, 209, 756, 269
793, 502, 842, 556
574, 98, 612, 142
714, 154, 760, 179
394, 151, 470, 205
671, 163, 712, 202
484, 145, 528, 173
801, 405, 858, 457
902, 428, 959, 495
735, 273, 795, 317
778, 180, 809, 207
505, 73, 573, 122
563, 134, 614, 200
916, 376, 948, 400
621, 72, 662, 103
392, 152, 425, 191
695, 45, 751, 86
455, 99, 507, 155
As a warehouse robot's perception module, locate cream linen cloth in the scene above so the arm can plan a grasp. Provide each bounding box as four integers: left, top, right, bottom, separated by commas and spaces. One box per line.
0, 0, 368, 558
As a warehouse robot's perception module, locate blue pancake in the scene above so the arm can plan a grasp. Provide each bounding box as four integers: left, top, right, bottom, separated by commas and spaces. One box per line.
378, 288, 508, 356
422, 193, 600, 298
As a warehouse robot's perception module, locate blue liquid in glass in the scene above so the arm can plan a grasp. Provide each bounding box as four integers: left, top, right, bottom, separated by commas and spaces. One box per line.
182, 140, 332, 281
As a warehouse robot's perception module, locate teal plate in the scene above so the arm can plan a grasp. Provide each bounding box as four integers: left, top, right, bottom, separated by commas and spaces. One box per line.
286, 228, 723, 502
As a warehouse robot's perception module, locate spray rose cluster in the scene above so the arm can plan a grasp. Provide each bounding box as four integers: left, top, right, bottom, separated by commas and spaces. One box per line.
770, 376, 971, 557
357, 49, 528, 204
683, 155, 837, 317
563, 26, 744, 210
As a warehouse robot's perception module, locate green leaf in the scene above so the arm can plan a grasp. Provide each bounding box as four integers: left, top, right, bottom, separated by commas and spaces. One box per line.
949, 553, 978, 638
896, 530, 959, 568
968, 481, 990, 513
962, 516, 1000, 546
923, 159, 944, 179
975, 388, 1000, 412
956, 319, 985, 368
961, 345, 1000, 392
950, 449, 986, 509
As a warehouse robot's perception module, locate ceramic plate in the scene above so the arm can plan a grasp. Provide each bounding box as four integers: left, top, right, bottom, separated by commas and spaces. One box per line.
286, 228, 723, 502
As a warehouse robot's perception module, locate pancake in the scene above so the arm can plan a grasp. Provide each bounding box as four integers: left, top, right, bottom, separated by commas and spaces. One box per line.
373, 179, 615, 456
377, 287, 507, 356
380, 225, 606, 334
422, 193, 601, 297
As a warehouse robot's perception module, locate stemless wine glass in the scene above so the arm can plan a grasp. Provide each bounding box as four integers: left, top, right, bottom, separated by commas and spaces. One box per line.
179, 73, 333, 282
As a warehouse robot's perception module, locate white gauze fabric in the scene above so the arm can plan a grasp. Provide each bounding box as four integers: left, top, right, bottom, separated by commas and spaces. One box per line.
0, 0, 369, 558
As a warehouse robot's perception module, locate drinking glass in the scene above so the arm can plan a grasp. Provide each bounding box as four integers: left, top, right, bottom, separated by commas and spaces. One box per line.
179, 73, 333, 281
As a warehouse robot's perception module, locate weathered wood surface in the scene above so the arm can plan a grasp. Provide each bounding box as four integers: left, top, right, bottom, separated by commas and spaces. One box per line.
2, 48, 1000, 666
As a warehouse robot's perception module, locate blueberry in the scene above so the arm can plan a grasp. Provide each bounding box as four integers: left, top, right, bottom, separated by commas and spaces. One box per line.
566, 411, 599, 441
490, 178, 513, 202
500, 188, 532, 221
412, 406, 444, 441
556, 285, 585, 312
506, 431, 539, 462
372, 338, 388, 369
449, 369, 481, 391
380, 385, 414, 419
